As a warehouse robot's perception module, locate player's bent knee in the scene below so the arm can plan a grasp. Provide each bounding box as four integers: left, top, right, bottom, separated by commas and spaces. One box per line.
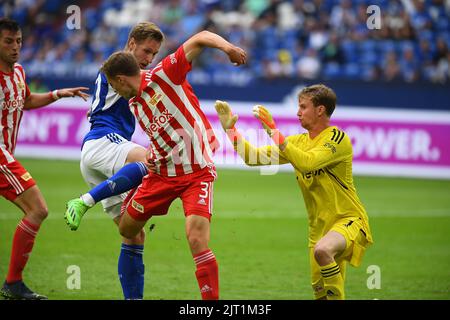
26, 206, 48, 225
37, 207, 49, 220
119, 222, 142, 240
28, 200, 49, 221
118, 210, 146, 239
119, 227, 136, 239
123, 228, 146, 245
313, 244, 333, 265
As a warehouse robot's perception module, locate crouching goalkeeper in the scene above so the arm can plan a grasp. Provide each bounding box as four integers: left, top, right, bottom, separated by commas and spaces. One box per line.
214, 84, 373, 300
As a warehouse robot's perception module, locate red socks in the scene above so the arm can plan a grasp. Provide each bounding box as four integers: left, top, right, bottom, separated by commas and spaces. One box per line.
193, 249, 219, 300
6, 218, 39, 283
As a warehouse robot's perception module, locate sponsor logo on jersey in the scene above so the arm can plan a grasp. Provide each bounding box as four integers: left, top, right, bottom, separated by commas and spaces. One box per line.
2, 96, 25, 111
21, 172, 32, 181
147, 109, 173, 134
132, 200, 144, 213
323, 142, 336, 153
302, 168, 325, 179
197, 198, 207, 205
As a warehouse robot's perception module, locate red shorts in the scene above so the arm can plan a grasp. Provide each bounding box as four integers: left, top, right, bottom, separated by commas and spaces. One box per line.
123, 165, 217, 222
0, 159, 36, 201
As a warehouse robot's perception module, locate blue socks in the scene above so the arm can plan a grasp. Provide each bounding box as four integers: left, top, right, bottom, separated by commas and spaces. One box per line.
88, 162, 147, 203
86, 162, 148, 298
118, 244, 145, 299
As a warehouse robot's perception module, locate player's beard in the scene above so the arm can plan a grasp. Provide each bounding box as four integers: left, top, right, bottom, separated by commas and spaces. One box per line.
0, 52, 18, 68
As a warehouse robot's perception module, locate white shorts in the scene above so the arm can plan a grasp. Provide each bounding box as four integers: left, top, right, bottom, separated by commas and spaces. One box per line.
80, 133, 145, 219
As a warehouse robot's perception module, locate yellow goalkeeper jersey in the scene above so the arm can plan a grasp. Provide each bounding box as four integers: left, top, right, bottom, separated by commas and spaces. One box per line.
234, 125, 373, 247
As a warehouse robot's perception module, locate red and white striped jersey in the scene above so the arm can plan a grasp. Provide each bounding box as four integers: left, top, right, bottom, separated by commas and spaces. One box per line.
0, 63, 30, 164
129, 45, 219, 177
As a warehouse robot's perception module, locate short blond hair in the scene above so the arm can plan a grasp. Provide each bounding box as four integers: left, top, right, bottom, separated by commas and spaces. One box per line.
127, 22, 164, 44
299, 84, 337, 117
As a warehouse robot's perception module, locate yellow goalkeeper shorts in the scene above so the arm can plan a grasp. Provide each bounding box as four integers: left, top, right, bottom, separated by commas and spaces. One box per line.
331, 217, 370, 268
309, 217, 370, 299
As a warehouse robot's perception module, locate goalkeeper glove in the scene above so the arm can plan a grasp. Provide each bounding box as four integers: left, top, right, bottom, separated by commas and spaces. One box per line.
214, 100, 241, 144
252, 105, 286, 145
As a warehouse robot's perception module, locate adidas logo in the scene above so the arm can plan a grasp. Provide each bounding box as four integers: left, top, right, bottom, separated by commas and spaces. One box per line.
201, 285, 212, 293
327, 290, 337, 296
197, 198, 206, 205
107, 180, 116, 192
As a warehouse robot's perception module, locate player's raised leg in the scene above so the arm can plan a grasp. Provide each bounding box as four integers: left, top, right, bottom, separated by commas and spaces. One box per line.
313, 231, 347, 300
1, 185, 48, 300
65, 159, 148, 231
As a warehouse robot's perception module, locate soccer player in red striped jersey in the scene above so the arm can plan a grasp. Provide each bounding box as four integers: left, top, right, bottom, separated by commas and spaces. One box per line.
98, 31, 247, 299
0, 18, 89, 300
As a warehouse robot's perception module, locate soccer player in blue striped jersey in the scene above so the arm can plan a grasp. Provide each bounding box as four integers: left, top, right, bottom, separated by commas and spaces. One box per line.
64, 22, 164, 300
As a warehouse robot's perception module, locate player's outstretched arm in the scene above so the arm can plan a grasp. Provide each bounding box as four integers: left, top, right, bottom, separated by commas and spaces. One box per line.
214, 100, 286, 166
183, 30, 247, 65
253, 105, 287, 150
24, 87, 90, 110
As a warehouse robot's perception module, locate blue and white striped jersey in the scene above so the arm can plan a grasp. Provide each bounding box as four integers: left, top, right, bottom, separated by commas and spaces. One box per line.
82, 72, 136, 148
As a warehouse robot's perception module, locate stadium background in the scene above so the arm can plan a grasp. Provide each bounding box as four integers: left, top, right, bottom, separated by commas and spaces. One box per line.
0, 0, 449, 300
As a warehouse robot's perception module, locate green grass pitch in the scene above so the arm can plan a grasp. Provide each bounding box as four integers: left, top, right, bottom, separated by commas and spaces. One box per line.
1, 158, 449, 300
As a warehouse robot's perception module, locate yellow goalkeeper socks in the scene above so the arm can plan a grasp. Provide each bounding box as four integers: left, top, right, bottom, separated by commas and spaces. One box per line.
320, 261, 345, 300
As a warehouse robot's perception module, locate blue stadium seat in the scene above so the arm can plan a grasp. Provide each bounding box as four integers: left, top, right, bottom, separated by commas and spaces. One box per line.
360, 39, 376, 53
341, 40, 358, 62
322, 62, 342, 79
436, 19, 449, 32
378, 40, 396, 53
343, 63, 361, 79
359, 51, 378, 65
361, 65, 376, 81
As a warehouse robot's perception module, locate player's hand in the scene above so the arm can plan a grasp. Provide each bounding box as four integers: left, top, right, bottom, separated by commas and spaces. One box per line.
57, 87, 90, 101
252, 105, 276, 133
145, 148, 157, 173
226, 46, 247, 66
253, 105, 286, 146
214, 100, 238, 130
144, 160, 157, 173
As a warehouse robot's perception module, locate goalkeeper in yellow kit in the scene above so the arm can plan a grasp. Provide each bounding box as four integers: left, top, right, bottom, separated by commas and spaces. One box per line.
214, 84, 373, 300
